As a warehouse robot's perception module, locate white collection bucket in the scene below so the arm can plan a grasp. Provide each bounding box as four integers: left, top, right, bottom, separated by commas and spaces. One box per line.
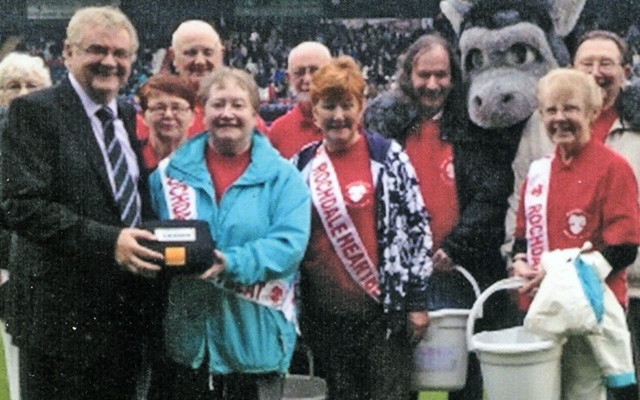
466, 278, 563, 400
412, 266, 481, 391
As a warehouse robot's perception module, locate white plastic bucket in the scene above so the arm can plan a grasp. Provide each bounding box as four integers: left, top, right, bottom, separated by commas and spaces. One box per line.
466, 278, 563, 400
412, 266, 481, 391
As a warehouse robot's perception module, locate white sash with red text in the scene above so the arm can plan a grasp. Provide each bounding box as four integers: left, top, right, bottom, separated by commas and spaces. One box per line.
158, 160, 296, 322
309, 144, 381, 302
523, 156, 553, 267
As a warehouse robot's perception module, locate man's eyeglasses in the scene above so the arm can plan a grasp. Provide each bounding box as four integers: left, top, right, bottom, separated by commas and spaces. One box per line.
575, 58, 621, 73
79, 44, 132, 61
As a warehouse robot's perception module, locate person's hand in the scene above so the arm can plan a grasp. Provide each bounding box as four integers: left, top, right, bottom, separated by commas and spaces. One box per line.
519, 268, 546, 297
407, 310, 431, 344
115, 228, 163, 278
511, 257, 537, 279
511, 256, 545, 297
432, 248, 455, 272
200, 250, 226, 280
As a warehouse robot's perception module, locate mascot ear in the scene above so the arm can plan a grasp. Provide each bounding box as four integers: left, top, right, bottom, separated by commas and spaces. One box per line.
550, 0, 587, 37
439, 0, 474, 36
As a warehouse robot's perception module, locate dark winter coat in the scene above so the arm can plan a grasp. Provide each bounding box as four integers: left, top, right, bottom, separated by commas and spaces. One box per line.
365, 87, 523, 288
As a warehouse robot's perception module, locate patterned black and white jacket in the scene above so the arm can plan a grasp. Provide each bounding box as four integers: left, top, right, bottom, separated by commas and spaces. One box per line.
294, 130, 433, 333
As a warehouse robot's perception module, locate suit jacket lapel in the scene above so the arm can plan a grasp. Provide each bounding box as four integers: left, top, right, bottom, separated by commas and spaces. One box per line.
56, 78, 116, 207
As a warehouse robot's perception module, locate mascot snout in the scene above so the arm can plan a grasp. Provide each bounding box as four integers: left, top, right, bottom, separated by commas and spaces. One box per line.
468, 68, 539, 129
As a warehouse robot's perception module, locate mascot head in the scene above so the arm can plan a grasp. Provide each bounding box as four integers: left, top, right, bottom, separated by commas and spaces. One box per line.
441, 0, 586, 129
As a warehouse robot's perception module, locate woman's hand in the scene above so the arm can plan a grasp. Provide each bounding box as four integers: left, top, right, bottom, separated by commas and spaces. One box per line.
519, 268, 546, 297
511, 257, 545, 297
407, 311, 431, 344
200, 250, 226, 280
511, 258, 536, 279
432, 249, 455, 272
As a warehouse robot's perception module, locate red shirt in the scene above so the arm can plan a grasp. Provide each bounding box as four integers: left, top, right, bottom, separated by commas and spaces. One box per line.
591, 106, 618, 144
302, 135, 379, 315
267, 102, 324, 159
516, 140, 640, 306
141, 139, 160, 171
205, 145, 251, 202
405, 118, 459, 250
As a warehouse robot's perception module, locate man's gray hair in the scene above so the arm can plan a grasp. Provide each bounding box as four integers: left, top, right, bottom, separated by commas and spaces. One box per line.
65, 6, 138, 58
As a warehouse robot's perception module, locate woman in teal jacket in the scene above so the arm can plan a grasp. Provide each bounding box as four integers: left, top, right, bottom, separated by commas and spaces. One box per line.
148, 67, 311, 399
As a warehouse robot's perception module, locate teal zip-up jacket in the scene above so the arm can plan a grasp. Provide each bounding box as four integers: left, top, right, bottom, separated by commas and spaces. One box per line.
149, 132, 311, 374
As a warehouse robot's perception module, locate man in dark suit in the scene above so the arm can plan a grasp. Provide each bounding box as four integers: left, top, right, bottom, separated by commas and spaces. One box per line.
0, 6, 163, 400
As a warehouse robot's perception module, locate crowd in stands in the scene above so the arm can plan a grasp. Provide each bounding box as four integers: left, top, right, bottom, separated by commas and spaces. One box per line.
2, 18, 431, 122
9, 17, 640, 125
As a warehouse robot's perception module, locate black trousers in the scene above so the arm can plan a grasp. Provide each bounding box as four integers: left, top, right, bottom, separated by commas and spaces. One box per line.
19, 344, 142, 400
150, 358, 284, 400
301, 307, 414, 400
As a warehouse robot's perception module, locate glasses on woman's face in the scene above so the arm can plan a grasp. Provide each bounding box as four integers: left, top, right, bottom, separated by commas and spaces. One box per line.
146, 104, 191, 116
540, 104, 583, 118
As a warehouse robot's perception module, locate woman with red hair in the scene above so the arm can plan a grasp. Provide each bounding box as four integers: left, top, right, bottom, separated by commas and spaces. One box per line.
138, 74, 196, 170
293, 56, 433, 399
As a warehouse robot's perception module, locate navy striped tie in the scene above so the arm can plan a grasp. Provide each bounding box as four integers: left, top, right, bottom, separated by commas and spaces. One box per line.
95, 106, 141, 227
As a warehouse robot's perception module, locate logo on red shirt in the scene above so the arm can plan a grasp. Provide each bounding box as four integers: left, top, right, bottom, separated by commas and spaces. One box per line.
440, 156, 455, 185
345, 181, 373, 208
564, 209, 587, 239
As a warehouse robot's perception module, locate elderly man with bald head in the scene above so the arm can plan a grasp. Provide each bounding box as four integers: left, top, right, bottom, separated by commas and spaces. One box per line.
267, 41, 331, 158
138, 20, 267, 141
170, 20, 225, 88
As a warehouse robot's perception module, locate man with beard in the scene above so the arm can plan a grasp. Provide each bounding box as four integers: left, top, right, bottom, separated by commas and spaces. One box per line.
366, 34, 458, 255
1, 6, 162, 399
365, 34, 490, 400
572, 30, 640, 399
138, 20, 266, 140
268, 41, 331, 158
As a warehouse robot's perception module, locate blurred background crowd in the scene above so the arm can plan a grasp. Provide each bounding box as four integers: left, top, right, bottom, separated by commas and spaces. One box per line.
2, 0, 640, 124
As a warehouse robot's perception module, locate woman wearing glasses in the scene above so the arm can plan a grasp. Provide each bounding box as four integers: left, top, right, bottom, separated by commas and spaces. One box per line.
138, 74, 196, 171
513, 68, 640, 399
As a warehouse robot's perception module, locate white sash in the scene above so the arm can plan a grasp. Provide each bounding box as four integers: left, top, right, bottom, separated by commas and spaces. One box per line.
523, 156, 553, 267
158, 161, 296, 322
159, 159, 197, 220
309, 144, 381, 302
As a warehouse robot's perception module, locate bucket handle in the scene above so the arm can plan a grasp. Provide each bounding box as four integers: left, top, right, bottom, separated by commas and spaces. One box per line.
465, 277, 527, 352
290, 342, 317, 379
453, 265, 481, 298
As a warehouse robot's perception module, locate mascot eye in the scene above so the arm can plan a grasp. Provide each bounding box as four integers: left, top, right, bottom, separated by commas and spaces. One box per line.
505, 43, 539, 66
465, 49, 484, 72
